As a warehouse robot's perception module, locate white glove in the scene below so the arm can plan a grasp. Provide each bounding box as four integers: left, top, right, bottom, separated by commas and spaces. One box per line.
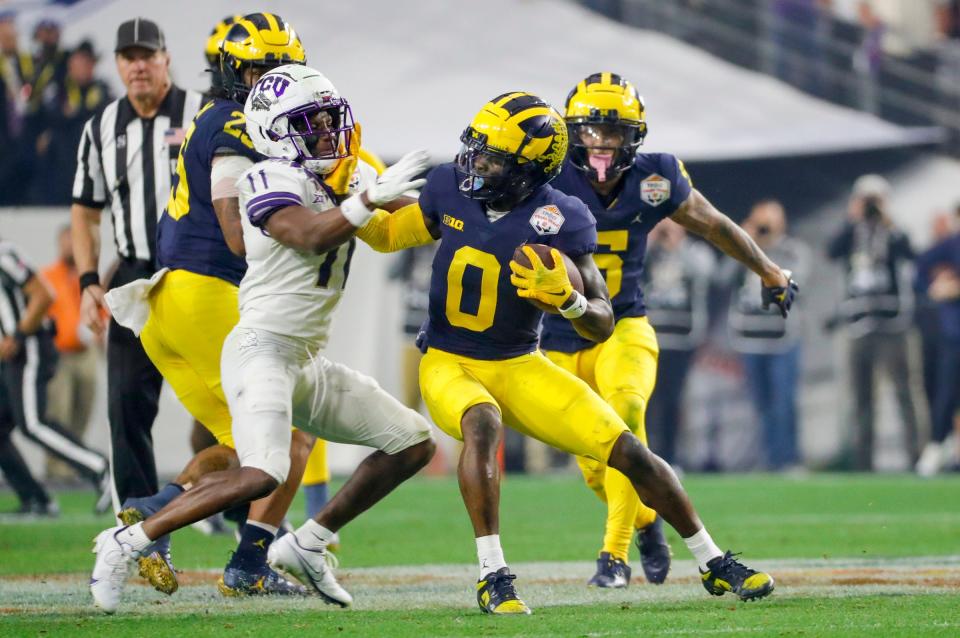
365, 149, 430, 206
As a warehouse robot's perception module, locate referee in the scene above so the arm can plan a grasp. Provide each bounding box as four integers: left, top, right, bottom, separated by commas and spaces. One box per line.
71, 18, 202, 505
0, 238, 108, 515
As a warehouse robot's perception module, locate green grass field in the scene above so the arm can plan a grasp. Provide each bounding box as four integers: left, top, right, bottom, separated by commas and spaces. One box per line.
2, 474, 959, 637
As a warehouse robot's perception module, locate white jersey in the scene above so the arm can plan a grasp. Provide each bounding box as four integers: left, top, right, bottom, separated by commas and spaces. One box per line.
236, 158, 377, 346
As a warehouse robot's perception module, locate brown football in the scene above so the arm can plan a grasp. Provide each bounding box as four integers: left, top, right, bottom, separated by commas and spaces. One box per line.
511, 243, 585, 314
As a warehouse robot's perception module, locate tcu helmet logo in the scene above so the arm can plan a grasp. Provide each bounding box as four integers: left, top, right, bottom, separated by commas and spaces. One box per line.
250, 74, 292, 112
257, 74, 291, 98
529, 204, 565, 235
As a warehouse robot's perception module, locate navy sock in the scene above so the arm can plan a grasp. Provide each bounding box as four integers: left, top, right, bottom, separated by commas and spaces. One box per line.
228, 523, 275, 570
124, 483, 184, 515
304, 482, 329, 520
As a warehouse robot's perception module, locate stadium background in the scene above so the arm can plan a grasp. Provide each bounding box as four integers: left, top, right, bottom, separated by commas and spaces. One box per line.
1, 0, 957, 478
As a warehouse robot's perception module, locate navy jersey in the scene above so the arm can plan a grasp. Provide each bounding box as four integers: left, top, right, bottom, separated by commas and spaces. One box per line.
420, 163, 597, 360
540, 153, 693, 353
157, 99, 261, 285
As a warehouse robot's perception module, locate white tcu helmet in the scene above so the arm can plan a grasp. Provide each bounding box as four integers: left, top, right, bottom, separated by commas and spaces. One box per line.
244, 64, 354, 174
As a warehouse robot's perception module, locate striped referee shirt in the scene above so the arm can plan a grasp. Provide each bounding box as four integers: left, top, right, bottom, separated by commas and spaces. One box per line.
72, 85, 203, 264
0, 240, 35, 338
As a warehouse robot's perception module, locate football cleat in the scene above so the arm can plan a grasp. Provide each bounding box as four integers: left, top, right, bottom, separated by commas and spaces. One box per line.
700, 551, 775, 601
117, 504, 177, 595
587, 552, 631, 589
266, 533, 352, 606
635, 516, 671, 584
90, 526, 135, 613
477, 567, 532, 615
218, 560, 310, 598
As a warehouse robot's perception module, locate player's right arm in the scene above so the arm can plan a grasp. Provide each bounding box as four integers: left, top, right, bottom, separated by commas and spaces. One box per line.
253, 150, 431, 254
71, 117, 108, 335
211, 154, 255, 257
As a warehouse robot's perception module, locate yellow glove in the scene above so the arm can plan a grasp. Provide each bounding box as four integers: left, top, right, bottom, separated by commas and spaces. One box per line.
509, 246, 574, 309
323, 122, 362, 197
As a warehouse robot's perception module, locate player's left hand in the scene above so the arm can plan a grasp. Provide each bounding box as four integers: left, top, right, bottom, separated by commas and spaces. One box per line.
509, 246, 574, 309
0, 335, 20, 361
761, 269, 799, 318
323, 122, 363, 197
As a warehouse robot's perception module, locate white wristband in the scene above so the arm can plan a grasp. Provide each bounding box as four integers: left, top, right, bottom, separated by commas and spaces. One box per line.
339, 194, 375, 228
559, 291, 588, 319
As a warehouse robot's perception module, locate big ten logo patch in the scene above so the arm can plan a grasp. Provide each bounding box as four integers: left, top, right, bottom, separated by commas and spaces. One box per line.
442, 214, 464, 231
529, 205, 564, 235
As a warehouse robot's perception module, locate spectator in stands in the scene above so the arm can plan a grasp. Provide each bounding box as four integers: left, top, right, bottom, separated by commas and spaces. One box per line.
719, 200, 810, 471
935, 0, 960, 39
41, 225, 101, 483
32, 40, 111, 205
0, 13, 34, 204
827, 174, 921, 471
914, 204, 960, 476
769, 0, 832, 93
853, 1, 885, 112
642, 219, 714, 467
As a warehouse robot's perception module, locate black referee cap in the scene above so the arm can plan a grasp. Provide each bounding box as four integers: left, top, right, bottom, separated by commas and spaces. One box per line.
115, 17, 165, 53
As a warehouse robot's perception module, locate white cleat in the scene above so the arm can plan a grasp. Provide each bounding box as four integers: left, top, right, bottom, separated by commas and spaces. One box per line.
90, 526, 135, 613
267, 533, 353, 607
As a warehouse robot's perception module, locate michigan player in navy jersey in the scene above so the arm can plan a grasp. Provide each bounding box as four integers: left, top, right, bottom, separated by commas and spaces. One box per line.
350, 92, 775, 613
541, 73, 799, 589
105, 13, 311, 597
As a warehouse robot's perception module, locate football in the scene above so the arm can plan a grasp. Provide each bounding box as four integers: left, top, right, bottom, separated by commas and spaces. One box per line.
511, 243, 585, 314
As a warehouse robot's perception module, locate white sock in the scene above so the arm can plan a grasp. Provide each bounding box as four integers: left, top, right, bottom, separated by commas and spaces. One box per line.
296, 519, 336, 551
683, 528, 723, 571
117, 522, 152, 555
246, 520, 279, 536
476, 534, 507, 578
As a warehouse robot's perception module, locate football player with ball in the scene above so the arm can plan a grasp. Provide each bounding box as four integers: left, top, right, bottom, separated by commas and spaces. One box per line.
349, 91, 779, 614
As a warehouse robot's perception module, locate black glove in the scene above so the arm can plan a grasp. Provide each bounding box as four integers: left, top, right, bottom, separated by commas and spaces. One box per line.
761, 270, 799, 318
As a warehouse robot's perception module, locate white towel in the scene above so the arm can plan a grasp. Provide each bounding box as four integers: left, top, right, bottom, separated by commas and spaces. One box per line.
103, 268, 169, 336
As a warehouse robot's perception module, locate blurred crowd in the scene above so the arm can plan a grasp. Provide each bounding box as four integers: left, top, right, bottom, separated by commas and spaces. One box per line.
0, 14, 111, 206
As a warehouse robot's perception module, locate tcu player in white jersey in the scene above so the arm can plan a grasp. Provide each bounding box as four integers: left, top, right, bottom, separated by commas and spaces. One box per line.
90, 65, 436, 613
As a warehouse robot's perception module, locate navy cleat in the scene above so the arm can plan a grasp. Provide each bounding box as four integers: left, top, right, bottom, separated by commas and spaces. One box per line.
587, 552, 631, 589
700, 551, 775, 601
117, 501, 177, 595
635, 516, 671, 584
218, 561, 308, 597
477, 567, 531, 614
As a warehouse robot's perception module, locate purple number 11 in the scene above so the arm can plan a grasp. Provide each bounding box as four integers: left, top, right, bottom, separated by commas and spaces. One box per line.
246, 169, 268, 192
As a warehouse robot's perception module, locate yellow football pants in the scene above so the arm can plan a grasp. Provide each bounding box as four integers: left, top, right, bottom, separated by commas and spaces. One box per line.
420, 348, 629, 464
140, 269, 237, 447
543, 316, 660, 562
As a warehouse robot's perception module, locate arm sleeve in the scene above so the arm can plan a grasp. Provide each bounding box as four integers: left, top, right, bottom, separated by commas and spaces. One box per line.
71, 117, 106, 208
356, 204, 435, 252
0, 247, 35, 287
238, 163, 307, 230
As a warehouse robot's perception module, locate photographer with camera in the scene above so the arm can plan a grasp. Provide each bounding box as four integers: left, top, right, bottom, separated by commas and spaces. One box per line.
717, 200, 810, 471
827, 175, 921, 471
